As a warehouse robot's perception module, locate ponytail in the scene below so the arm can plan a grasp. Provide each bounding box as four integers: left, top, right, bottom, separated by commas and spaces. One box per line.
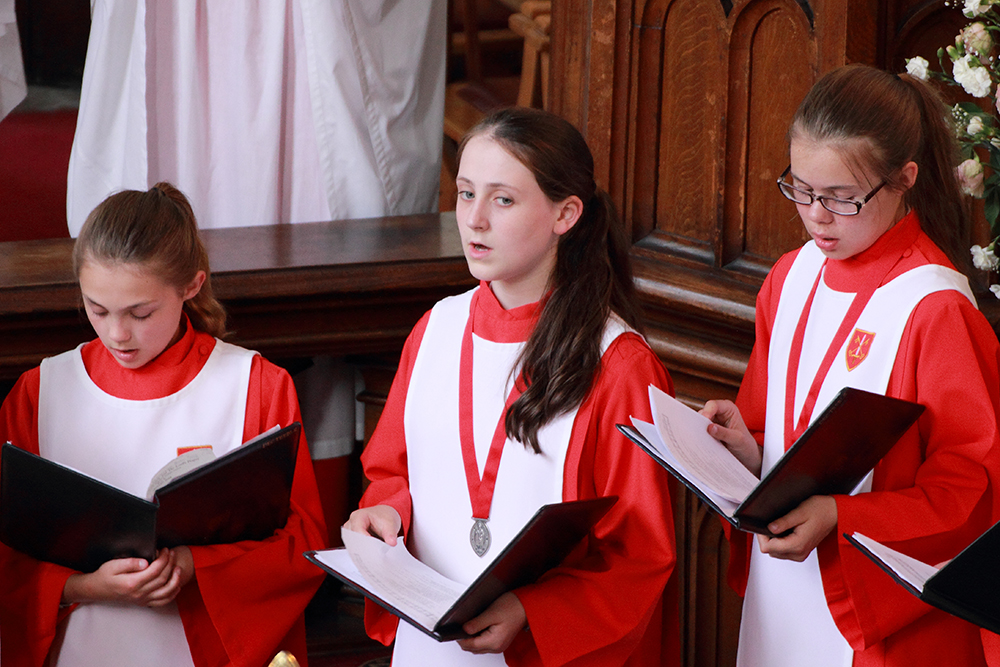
900, 73, 974, 276
73, 183, 228, 338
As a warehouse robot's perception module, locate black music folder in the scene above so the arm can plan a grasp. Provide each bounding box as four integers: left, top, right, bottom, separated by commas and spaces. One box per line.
847, 527, 1000, 635
619, 387, 923, 535
0, 422, 300, 572
306, 496, 617, 641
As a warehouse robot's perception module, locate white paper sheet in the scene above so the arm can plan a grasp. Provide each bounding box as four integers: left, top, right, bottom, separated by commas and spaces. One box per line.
630, 418, 741, 516
311, 528, 466, 632
647, 385, 759, 503
851, 532, 939, 592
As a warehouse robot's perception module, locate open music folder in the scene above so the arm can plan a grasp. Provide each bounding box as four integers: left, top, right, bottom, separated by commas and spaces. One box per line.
306, 496, 617, 641
847, 528, 1000, 635
618, 386, 923, 535
0, 422, 301, 572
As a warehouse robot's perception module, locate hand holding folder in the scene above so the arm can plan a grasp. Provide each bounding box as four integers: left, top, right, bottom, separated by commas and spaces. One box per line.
618, 386, 924, 535
0, 422, 301, 572
306, 497, 616, 641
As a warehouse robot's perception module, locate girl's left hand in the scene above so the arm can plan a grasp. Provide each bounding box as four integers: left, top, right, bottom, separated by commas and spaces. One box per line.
457, 592, 527, 654
757, 495, 838, 562
170, 546, 195, 588
143, 546, 195, 607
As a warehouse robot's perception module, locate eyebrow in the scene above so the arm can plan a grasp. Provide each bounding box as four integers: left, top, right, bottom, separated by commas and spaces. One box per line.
788, 173, 859, 194
455, 176, 520, 192
83, 295, 156, 312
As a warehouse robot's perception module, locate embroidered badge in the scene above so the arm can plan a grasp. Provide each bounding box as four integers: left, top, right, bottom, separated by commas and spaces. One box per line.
845, 329, 875, 371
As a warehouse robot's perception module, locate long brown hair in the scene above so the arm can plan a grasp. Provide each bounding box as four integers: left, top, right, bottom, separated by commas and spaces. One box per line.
457, 107, 642, 453
73, 182, 228, 338
789, 64, 973, 275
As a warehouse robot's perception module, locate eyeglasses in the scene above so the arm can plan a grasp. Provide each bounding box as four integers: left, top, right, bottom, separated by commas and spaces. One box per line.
776, 166, 886, 216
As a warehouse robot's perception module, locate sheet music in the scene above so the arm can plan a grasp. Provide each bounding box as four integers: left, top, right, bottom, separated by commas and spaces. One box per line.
647, 386, 759, 503
852, 532, 939, 591
630, 418, 740, 516
146, 448, 216, 500
314, 528, 466, 631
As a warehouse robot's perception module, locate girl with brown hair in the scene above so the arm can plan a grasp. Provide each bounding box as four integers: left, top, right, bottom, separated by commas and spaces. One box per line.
0, 183, 327, 666
703, 64, 1000, 666
345, 107, 679, 666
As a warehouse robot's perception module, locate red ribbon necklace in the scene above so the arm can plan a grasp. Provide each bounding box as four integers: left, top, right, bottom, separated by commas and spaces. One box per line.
459, 289, 524, 557
782, 247, 903, 449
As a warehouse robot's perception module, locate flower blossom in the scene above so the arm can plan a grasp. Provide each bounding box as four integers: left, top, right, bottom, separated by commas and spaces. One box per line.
972, 244, 1000, 270
963, 22, 994, 55
991, 284, 1000, 299
958, 158, 986, 197
905, 56, 930, 80
968, 115, 986, 136
953, 55, 993, 97
964, 0, 991, 17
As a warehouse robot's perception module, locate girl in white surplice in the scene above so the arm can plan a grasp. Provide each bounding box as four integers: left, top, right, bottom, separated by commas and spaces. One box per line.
702, 64, 1000, 667
345, 108, 681, 667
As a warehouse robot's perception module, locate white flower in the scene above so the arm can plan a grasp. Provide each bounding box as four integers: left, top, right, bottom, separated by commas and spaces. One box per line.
905, 56, 930, 80
959, 158, 987, 197
964, 0, 990, 17
991, 284, 1000, 298
968, 115, 986, 135
953, 55, 993, 97
972, 244, 1000, 270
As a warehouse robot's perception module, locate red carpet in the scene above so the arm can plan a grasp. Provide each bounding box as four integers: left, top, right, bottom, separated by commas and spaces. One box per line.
0, 109, 75, 241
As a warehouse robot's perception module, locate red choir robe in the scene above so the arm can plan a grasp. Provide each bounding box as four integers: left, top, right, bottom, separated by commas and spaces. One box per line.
360, 284, 680, 667
0, 321, 328, 667
728, 214, 1000, 666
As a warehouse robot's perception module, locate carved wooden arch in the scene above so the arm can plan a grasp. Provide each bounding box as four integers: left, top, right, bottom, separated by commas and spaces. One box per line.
627, 0, 730, 252
723, 0, 815, 274
622, 0, 816, 278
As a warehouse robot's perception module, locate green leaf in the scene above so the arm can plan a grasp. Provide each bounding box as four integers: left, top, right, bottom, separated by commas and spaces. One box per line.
986, 189, 1000, 236
958, 102, 988, 114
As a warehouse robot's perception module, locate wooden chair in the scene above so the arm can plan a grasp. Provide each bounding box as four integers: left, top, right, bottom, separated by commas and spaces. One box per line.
509, 1, 551, 109
443, 1, 553, 142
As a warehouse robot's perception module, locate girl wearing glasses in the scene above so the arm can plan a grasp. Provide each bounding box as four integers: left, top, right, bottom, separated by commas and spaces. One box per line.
702, 64, 1000, 666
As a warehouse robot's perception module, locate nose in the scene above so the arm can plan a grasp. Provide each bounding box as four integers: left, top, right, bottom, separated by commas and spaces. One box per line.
803, 198, 833, 224
107, 316, 131, 344
462, 197, 489, 231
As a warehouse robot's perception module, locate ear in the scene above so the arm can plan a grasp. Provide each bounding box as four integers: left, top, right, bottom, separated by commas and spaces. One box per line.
181, 270, 207, 301
899, 160, 918, 191
553, 195, 585, 236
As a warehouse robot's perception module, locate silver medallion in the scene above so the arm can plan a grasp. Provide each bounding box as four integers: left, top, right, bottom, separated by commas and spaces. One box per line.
470, 518, 491, 557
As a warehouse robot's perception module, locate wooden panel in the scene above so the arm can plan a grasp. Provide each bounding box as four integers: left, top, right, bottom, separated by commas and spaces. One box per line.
651, 0, 728, 262
886, 0, 965, 72
725, 0, 814, 272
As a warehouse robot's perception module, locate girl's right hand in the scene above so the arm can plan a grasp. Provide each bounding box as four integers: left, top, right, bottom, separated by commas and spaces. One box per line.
344, 505, 402, 545
62, 549, 184, 607
700, 399, 763, 476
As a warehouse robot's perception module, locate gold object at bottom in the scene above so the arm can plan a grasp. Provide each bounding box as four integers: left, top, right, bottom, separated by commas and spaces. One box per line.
268, 651, 300, 667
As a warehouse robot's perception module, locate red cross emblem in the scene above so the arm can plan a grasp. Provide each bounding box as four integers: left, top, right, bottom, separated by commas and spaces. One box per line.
845, 328, 875, 371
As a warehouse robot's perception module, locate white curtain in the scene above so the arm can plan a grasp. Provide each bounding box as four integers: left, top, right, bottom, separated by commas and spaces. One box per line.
0, 0, 26, 121
66, 0, 447, 234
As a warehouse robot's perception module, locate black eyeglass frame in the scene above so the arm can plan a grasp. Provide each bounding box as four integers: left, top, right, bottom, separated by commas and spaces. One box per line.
776, 165, 887, 216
